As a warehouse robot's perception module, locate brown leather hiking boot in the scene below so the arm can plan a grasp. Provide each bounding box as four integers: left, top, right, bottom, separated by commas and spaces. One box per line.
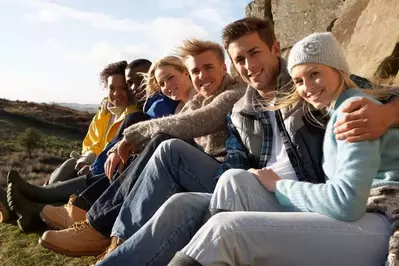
40, 194, 87, 230
39, 220, 111, 257
91, 237, 124, 265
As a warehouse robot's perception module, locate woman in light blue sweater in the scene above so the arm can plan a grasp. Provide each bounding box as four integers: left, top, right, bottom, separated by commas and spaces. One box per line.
170, 33, 399, 266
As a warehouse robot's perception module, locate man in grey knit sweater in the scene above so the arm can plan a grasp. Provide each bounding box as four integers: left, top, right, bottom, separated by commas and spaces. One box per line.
39, 39, 246, 258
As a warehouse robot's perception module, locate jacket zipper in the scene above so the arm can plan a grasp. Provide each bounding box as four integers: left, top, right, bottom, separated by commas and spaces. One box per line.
276, 110, 308, 182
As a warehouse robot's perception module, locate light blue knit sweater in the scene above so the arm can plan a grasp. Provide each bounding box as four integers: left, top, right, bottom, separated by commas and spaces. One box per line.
276, 88, 399, 221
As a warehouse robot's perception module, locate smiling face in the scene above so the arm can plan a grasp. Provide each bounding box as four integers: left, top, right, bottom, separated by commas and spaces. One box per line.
228, 32, 280, 94
106, 74, 129, 107
291, 63, 341, 109
184, 50, 226, 98
154, 65, 191, 102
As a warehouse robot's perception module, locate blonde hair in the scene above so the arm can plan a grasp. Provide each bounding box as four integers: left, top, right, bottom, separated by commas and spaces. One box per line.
265, 70, 395, 128
176, 39, 225, 63
142, 56, 187, 97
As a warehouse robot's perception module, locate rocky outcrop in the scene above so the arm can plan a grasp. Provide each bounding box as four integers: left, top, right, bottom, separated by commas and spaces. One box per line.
333, 0, 399, 82
245, 0, 273, 21
245, 0, 399, 84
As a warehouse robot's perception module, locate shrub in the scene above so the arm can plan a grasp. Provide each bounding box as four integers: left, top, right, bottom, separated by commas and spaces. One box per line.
18, 128, 41, 158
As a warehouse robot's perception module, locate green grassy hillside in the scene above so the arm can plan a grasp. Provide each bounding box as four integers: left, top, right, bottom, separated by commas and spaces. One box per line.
0, 99, 96, 265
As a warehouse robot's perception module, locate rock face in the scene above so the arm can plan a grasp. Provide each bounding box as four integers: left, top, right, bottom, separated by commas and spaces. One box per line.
333, 0, 399, 81
245, 0, 273, 21
271, 0, 343, 51
245, 0, 399, 83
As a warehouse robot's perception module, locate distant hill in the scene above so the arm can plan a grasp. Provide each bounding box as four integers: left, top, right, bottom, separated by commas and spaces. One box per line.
0, 98, 93, 187
0, 98, 93, 135
53, 102, 99, 114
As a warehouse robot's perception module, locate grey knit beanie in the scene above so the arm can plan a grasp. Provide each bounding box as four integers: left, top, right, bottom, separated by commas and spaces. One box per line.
287, 32, 349, 75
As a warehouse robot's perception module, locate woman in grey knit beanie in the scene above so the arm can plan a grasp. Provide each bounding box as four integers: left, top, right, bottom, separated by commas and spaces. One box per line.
256, 32, 399, 265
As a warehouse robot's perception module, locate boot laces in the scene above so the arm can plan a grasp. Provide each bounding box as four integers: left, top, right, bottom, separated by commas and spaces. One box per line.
70, 220, 90, 233
63, 194, 78, 208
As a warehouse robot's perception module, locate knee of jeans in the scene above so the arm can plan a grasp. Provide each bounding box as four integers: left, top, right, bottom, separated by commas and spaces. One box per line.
157, 138, 186, 154
64, 157, 77, 168
202, 212, 237, 237
157, 193, 201, 217
217, 169, 252, 189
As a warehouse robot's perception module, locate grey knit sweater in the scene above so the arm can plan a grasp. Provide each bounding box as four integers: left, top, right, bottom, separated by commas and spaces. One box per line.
123, 74, 246, 160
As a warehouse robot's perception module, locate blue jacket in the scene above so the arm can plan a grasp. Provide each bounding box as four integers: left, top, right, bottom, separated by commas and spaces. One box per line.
143, 93, 180, 119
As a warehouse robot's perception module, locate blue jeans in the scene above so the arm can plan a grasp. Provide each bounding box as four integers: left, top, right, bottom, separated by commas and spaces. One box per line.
110, 138, 220, 240
96, 193, 212, 266
87, 133, 175, 236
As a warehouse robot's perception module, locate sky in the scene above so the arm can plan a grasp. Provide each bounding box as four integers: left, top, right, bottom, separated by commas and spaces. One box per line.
0, 0, 249, 104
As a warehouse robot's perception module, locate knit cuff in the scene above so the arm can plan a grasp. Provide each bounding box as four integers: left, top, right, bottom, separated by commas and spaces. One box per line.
76, 151, 96, 166
275, 179, 295, 208
123, 126, 150, 150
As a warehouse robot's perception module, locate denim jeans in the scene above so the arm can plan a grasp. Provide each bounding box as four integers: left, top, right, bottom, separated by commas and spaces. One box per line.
110, 138, 220, 240
87, 133, 175, 236
79, 174, 112, 207
96, 193, 212, 266
173, 169, 391, 266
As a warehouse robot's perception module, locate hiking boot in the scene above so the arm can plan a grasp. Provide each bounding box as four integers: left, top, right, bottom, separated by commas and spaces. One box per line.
40, 194, 87, 230
92, 237, 124, 265
39, 220, 111, 257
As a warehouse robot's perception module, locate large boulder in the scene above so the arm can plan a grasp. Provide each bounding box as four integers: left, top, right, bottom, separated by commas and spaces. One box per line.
332, 0, 399, 82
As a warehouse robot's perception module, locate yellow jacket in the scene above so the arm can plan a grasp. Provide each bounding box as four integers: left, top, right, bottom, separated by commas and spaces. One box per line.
81, 99, 139, 156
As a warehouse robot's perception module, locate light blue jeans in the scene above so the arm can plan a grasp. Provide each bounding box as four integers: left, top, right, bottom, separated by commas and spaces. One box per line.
179, 169, 391, 266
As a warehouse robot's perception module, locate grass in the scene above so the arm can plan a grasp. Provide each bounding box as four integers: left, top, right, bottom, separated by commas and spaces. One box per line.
0, 100, 95, 265
0, 223, 94, 266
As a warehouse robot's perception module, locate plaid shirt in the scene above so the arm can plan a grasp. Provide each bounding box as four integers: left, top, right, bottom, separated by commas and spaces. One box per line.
216, 91, 275, 179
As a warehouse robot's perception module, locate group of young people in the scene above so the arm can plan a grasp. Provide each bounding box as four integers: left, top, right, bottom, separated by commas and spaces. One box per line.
1, 17, 399, 266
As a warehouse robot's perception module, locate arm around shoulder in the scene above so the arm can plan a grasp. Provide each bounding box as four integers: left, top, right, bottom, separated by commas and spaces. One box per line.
123, 87, 245, 148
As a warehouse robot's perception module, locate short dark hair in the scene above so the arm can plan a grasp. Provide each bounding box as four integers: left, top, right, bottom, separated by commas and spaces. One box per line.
100, 60, 128, 86
222, 17, 276, 50
127, 59, 152, 71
